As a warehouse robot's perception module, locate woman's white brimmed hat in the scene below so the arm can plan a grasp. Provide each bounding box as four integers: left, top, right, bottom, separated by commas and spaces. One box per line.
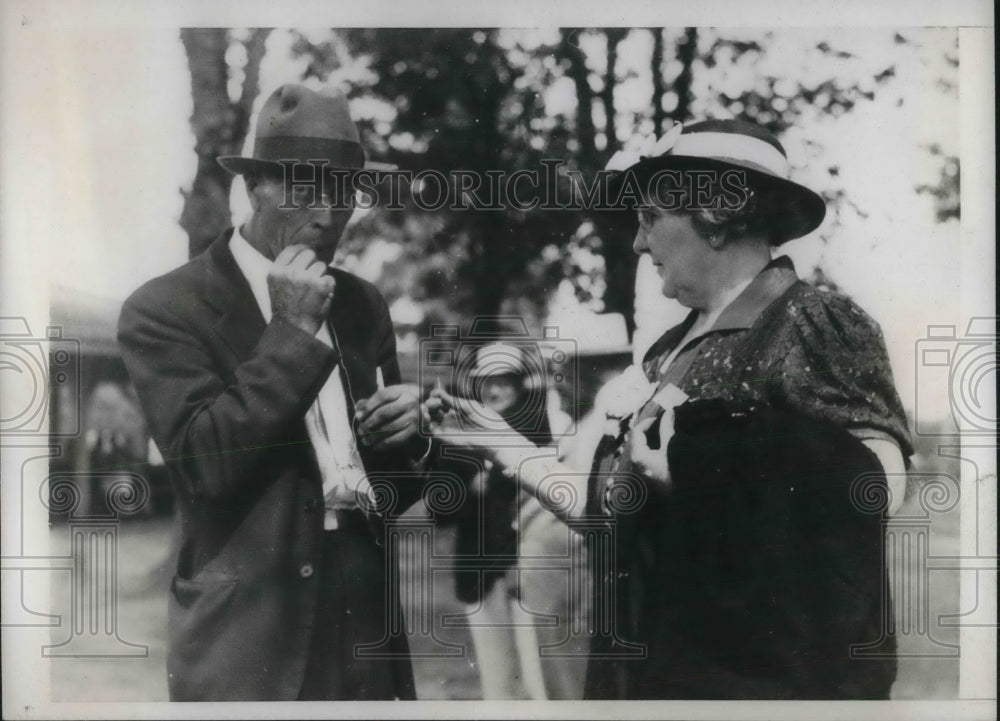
604, 118, 826, 243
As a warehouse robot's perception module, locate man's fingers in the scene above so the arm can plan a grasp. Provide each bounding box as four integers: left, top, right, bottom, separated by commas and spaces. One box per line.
370, 424, 416, 452
273, 244, 312, 266
356, 388, 390, 416
303, 258, 330, 278
359, 400, 412, 437
270, 246, 323, 279
271, 245, 301, 265
356, 385, 409, 419
271, 250, 333, 290
361, 412, 416, 447
272, 246, 318, 272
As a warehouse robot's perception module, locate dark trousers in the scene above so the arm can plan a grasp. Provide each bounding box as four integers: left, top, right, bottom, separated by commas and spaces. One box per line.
298, 512, 403, 700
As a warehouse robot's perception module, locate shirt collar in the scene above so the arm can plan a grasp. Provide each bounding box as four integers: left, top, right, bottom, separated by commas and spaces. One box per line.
229, 226, 274, 322
709, 254, 799, 332
641, 255, 800, 377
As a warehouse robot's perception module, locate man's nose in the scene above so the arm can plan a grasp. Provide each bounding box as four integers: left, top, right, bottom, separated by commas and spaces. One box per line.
313, 194, 344, 227
314, 205, 336, 228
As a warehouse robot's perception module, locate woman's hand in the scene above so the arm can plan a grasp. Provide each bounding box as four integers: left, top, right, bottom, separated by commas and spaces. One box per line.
628, 412, 674, 487
593, 364, 657, 423
422, 385, 519, 457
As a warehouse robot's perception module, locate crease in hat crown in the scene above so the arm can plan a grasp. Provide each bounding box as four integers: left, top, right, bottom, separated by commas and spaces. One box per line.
218, 84, 393, 175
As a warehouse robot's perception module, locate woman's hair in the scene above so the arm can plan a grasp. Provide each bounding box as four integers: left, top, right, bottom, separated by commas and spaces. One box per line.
644, 174, 783, 244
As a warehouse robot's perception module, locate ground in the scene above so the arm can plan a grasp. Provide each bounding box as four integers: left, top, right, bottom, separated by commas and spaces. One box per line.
46, 494, 960, 701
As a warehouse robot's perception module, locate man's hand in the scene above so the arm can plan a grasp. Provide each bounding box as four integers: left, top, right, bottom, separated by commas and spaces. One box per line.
267, 245, 335, 336
355, 384, 424, 453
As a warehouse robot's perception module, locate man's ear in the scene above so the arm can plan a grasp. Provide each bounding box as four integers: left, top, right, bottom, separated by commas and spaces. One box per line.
244, 173, 261, 211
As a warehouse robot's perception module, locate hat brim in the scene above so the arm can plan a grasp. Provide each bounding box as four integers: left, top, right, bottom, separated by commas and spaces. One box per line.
596, 154, 826, 244
217, 156, 398, 176
469, 368, 534, 378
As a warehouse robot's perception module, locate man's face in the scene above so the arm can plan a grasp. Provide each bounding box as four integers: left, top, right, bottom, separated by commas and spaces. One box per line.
248, 172, 354, 264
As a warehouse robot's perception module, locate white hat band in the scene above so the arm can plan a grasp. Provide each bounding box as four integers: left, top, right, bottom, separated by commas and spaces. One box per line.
671, 132, 789, 178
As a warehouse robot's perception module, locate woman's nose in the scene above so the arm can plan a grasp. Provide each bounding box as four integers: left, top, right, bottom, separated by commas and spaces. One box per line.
632, 228, 647, 255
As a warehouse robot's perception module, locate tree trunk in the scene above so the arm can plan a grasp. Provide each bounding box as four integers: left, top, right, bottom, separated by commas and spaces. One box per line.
598, 28, 637, 340
601, 29, 628, 148
180, 28, 270, 259
557, 29, 596, 158
651, 28, 666, 134
597, 216, 638, 340
672, 27, 698, 122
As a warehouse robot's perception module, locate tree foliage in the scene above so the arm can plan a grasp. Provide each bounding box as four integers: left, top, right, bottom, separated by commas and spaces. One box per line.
181, 28, 959, 338
180, 28, 270, 258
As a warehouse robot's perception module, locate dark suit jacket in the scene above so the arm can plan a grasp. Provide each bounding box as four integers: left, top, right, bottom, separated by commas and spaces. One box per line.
118, 231, 423, 700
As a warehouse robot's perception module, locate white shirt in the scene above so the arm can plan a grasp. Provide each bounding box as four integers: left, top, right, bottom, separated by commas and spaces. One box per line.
229, 229, 373, 530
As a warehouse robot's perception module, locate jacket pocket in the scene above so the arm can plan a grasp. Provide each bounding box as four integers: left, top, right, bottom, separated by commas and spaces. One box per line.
167, 575, 240, 700
170, 574, 238, 611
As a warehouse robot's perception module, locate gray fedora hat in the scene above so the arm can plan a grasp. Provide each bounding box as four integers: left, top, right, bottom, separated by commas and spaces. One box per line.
218, 84, 394, 176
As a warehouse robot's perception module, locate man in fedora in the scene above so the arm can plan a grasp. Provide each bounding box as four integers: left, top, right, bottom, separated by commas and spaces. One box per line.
118, 84, 430, 701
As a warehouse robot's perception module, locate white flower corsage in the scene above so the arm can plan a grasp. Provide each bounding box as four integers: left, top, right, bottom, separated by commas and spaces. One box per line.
594, 364, 657, 437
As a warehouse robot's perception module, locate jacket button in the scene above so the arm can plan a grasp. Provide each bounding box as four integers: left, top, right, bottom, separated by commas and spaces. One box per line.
299, 563, 314, 579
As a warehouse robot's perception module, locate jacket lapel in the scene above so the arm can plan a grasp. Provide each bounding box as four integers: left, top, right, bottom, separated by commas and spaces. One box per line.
328, 269, 377, 407
203, 236, 375, 425
203, 229, 268, 363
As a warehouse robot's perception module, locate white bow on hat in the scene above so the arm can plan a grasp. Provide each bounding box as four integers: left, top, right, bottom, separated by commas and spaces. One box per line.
604, 121, 684, 172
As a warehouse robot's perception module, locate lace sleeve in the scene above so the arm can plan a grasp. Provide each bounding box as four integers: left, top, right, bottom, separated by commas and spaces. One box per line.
772, 289, 914, 458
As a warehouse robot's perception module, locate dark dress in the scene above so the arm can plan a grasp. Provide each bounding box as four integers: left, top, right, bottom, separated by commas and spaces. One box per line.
584, 256, 912, 699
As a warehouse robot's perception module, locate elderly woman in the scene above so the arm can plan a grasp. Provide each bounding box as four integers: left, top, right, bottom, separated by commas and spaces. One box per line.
428, 119, 912, 700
